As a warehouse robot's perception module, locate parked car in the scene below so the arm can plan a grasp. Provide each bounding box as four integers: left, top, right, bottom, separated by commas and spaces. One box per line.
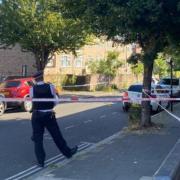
122, 84, 170, 112
0, 77, 35, 114
152, 77, 158, 84
158, 77, 180, 97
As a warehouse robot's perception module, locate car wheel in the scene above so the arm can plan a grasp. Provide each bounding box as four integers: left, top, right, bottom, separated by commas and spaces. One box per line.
22, 97, 32, 112
123, 104, 130, 112
0, 101, 5, 116
156, 101, 162, 112
157, 101, 170, 112
166, 101, 170, 109
150, 105, 153, 113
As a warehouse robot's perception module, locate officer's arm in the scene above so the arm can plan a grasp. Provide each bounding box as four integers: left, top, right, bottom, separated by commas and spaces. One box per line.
30, 87, 33, 98
29, 87, 33, 113
50, 84, 59, 105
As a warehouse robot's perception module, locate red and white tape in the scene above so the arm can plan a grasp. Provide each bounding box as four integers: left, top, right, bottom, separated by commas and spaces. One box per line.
143, 90, 180, 122
62, 82, 108, 88
0, 97, 180, 102
1, 95, 179, 121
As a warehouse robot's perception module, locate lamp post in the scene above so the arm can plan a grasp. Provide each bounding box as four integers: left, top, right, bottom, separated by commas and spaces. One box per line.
166, 57, 173, 112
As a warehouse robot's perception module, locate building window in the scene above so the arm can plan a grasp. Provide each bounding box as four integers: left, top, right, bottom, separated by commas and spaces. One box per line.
74, 56, 83, 67
61, 55, 71, 67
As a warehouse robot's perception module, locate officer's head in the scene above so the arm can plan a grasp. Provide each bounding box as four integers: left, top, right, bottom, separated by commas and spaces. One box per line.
33, 71, 44, 82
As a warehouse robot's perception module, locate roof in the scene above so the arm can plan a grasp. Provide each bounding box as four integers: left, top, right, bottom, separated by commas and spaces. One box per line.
5, 76, 34, 81
129, 83, 161, 88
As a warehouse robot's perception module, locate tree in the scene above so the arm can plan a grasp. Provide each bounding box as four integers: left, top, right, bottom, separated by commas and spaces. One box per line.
131, 63, 143, 82
88, 51, 123, 85
87, 61, 99, 74
0, 0, 89, 71
61, 0, 180, 127
165, 46, 180, 72
128, 53, 143, 82
153, 53, 168, 79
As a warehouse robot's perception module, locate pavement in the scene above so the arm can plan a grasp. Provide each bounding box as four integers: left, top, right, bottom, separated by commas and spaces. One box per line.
28, 103, 180, 180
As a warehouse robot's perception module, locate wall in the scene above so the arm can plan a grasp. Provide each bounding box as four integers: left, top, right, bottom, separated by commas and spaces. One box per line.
0, 44, 36, 80
44, 39, 138, 89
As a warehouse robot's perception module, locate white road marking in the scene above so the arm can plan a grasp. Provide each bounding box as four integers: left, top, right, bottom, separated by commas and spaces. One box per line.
5, 142, 92, 180
100, 115, 106, 119
65, 125, 74, 130
44, 137, 53, 140
84, 120, 92, 124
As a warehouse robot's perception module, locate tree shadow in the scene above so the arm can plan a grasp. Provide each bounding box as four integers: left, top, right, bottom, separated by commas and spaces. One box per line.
0, 102, 126, 179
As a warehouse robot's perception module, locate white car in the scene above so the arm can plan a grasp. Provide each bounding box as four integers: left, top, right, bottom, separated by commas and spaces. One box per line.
158, 77, 180, 97
122, 84, 170, 112
152, 77, 158, 84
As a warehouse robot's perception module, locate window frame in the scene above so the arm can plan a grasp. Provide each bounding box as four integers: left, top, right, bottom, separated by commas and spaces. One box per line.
60, 55, 71, 68
74, 55, 83, 67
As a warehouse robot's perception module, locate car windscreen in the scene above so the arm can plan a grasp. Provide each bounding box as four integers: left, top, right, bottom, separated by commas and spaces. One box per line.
0, 81, 21, 88
150, 85, 169, 94
128, 85, 142, 92
159, 79, 179, 86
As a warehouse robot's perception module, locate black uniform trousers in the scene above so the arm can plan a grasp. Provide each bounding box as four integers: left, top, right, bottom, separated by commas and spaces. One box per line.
31, 111, 72, 164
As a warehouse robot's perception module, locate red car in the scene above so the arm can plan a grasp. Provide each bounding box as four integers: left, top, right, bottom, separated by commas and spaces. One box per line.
0, 77, 35, 115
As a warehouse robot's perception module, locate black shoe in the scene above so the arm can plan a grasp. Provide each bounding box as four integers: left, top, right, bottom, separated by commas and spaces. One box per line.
66, 146, 78, 159
37, 162, 44, 168
70, 146, 78, 156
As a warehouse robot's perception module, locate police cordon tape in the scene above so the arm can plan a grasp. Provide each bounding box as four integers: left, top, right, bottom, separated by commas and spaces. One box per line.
58, 81, 180, 92
0, 97, 180, 102
61, 82, 108, 88
143, 90, 180, 122
1, 94, 180, 121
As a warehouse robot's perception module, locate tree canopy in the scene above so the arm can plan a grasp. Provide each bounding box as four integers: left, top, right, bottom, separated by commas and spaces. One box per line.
153, 53, 168, 78
131, 63, 143, 81
165, 46, 180, 71
62, 0, 180, 126
0, 0, 90, 70
61, 0, 180, 46
88, 51, 123, 83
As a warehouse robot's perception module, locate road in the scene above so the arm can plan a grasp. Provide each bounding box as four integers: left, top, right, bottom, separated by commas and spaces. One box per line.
0, 101, 128, 179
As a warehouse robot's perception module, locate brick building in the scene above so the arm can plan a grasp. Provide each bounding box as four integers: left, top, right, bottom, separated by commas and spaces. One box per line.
45, 39, 138, 89
0, 44, 36, 81
0, 39, 139, 89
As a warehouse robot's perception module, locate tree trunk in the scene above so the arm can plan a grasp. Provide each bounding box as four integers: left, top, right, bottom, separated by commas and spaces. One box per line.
34, 50, 50, 71
35, 55, 43, 71
140, 59, 154, 127
138, 35, 161, 127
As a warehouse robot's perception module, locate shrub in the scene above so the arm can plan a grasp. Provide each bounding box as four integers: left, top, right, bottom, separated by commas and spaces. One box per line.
111, 84, 118, 90
128, 104, 141, 130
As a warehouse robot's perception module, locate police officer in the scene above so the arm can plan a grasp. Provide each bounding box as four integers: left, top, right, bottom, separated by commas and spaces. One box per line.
30, 71, 77, 167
